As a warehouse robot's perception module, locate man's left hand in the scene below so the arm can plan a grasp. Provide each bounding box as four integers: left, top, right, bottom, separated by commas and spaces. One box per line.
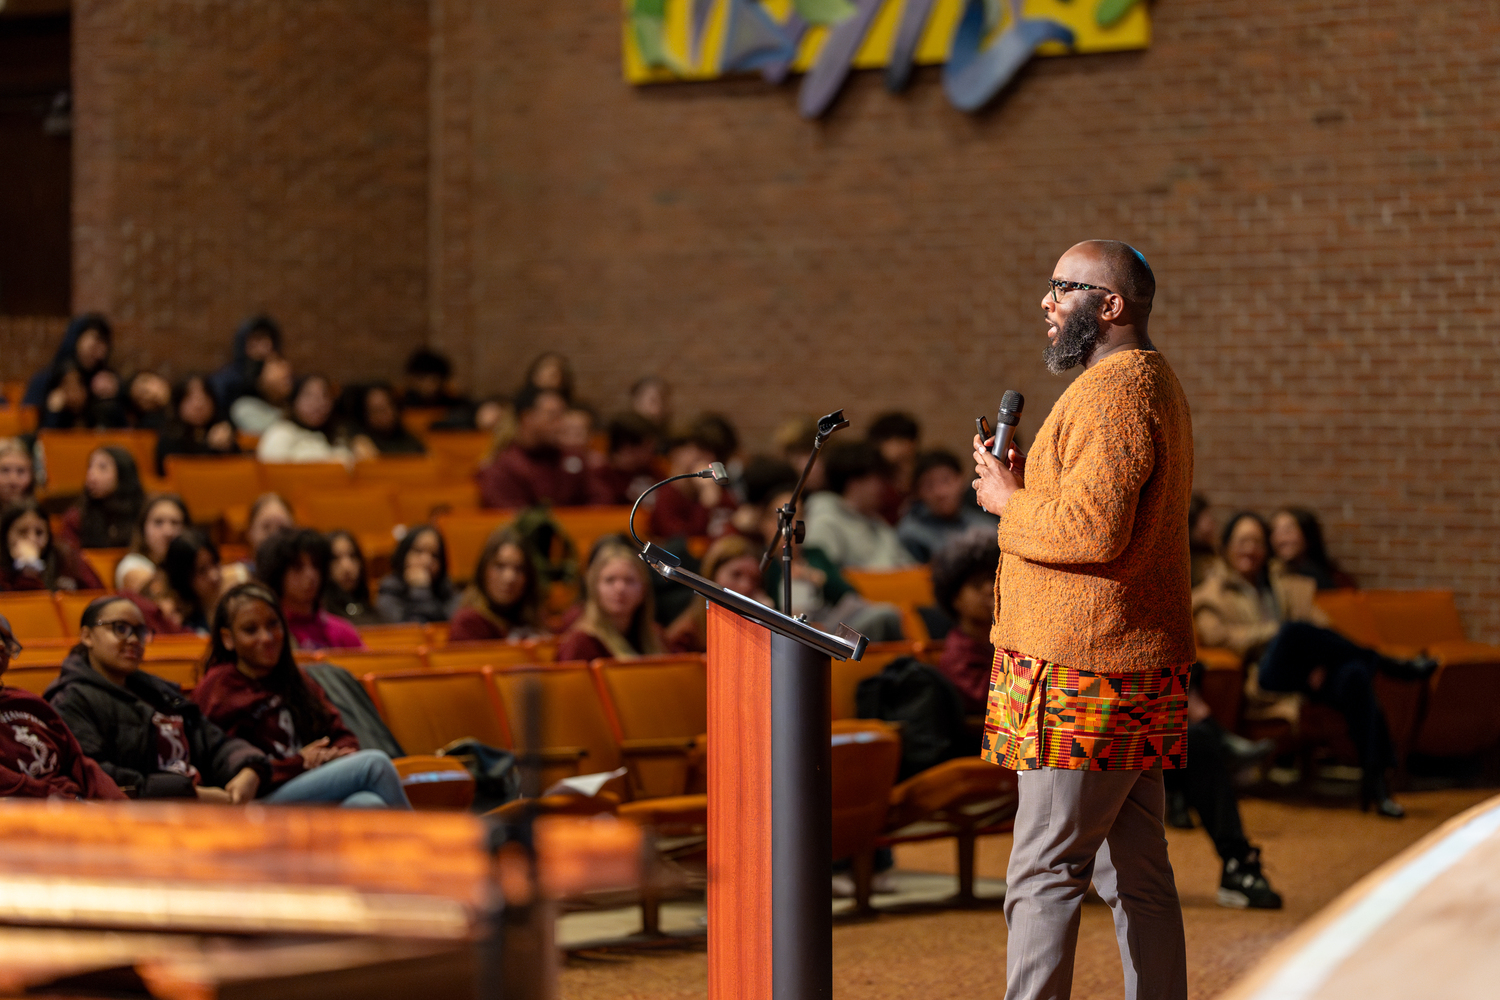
973, 434, 1023, 515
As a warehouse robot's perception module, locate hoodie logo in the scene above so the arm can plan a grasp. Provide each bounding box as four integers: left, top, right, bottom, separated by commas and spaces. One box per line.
11, 724, 56, 779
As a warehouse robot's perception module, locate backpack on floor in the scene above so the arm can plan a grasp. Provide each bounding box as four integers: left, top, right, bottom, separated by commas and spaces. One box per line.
856, 656, 973, 780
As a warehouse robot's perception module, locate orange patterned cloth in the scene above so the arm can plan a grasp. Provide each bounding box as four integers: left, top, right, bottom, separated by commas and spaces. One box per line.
981, 649, 1190, 771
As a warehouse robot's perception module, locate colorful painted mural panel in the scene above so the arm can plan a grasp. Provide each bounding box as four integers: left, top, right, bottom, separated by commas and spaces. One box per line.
622, 0, 1153, 117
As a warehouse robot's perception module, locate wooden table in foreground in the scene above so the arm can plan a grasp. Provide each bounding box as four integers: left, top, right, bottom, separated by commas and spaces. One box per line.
0, 800, 645, 1000
1219, 792, 1500, 1000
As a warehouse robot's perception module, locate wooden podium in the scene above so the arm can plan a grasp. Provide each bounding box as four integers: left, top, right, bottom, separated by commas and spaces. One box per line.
643, 551, 866, 1000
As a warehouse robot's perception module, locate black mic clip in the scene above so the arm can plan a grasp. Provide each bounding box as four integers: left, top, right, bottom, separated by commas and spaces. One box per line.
639, 542, 680, 569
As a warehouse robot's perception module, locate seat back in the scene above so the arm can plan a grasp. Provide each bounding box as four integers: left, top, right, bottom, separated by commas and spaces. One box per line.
1313, 589, 1383, 649
258, 463, 351, 499
435, 511, 514, 584
365, 669, 511, 754
550, 507, 634, 561
1362, 589, 1468, 648
144, 659, 201, 691
0, 592, 67, 641
3, 665, 61, 696
316, 649, 428, 676
143, 633, 210, 662
394, 484, 481, 527
38, 430, 157, 496
591, 654, 707, 798
9, 641, 71, 671
829, 719, 901, 861
164, 455, 263, 524
53, 590, 110, 636
428, 640, 553, 671
355, 457, 448, 487
842, 566, 935, 607
357, 623, 431, 651
294, 486, 399, 536
423, 432, 492, 478
491, 662, 622, 788
80, 549, 127, 590
830, 640, 915, 720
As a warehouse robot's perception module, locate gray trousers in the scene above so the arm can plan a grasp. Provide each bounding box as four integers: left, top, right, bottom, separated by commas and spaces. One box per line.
1003, 766, 1187, 1000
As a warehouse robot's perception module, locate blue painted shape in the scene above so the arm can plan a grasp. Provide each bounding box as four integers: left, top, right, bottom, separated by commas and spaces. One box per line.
760, 13, 808, 84
943, 0, 1074, 112
721, 0, 799, 73
797, 0, 885, 118
690, 0, 716, 64
885, 0, 938, 92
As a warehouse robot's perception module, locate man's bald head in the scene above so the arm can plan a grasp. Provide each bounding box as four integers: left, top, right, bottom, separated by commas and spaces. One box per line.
1073, 240, 1155, 321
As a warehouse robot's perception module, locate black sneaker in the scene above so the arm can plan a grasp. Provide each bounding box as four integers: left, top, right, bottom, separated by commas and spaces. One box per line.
1217, 850, 1282, 910
1166, 789, 1194, 829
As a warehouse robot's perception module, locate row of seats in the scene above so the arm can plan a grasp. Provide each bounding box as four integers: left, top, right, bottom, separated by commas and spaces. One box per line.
1196, 588, 1500, 762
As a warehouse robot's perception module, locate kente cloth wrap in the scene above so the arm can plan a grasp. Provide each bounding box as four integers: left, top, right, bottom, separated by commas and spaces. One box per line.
981, 649, 1190, 771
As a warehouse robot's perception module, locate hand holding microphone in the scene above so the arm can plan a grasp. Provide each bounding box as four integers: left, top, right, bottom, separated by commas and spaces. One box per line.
973, 390, 1025, 514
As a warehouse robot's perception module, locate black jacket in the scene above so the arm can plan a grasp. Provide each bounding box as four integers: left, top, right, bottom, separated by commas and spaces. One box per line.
45, 651, 269, 799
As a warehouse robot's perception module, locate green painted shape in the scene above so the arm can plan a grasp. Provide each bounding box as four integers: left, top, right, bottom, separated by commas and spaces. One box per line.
794, 0, 858, 26
1095, 0, 1141, 28
632, 12, 684, 70
633, 0, 669, 16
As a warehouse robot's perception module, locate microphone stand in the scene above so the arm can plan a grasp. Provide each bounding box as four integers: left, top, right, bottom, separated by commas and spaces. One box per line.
759, 409, 849, 616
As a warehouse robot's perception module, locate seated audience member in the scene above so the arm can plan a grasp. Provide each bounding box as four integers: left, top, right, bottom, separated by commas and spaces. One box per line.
115, 495, 191, 593
194, 583, 410, 809
592, 412, 660, 505
124, 371, 173, 430
897, 449, 999, 563
1189, 492, 1218, 588
0, 439, 36, 507
27, 314, 122, 427
256, 529, 365, 651
1270, 507, 1354, 590
664, 535, 770, 653
803, 440, 915, 570
1164, 663, 1284, 910
402, 347, 469, 410
211, 315, 282, 411
867, 411, 921, 522
557, 404, 597, 457
759, 486, 904, 642
377, 525, 459, 624
478, 385, 594, 508
45, 595, 269, 801
350, 383, 425, 456
229, 354, 294, 435
523, 351, 575, 403
1193, 512, 1434, 818
449, 528, 544, 642
650, 429, 736, 539
60, 446, 145, 550
222, 493, 297, 588
161, 531, 224, 634
629, 375, 671, 435
0, 614, 126, 800
0, 500, 102, 592
929, 529, 1000, 715
774, 416, 827, 493
258, 374, 359, 465
731, 455, 799, 536
322, 531, 383, 626
154, 374, 240, 474
556, 540, 666, 661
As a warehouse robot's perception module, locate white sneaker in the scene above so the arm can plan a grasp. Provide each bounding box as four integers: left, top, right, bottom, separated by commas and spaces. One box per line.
830, 873, 856, 898
871, 870, 899, 895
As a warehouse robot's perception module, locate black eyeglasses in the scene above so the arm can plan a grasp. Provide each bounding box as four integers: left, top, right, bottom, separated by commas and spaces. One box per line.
93, 620, 155, 644
1048, 278, 1115, 303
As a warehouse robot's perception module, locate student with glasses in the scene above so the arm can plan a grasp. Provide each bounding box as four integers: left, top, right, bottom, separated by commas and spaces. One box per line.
45, 596, 269, 801
0, 614, 126, 800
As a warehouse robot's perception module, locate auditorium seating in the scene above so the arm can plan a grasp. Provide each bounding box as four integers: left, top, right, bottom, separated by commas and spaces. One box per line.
164, 454, 263, 524
428, 638, 558, 669
435, 510, 514, 583
831, 719, 903, 914
491, 661, 623, 792
830, 640, 920, 720
590, 654, 707, 798
364, 668, 512, 754
37, 429, 157, 495
314, 648, 427, 677
0, 591, 71, 639
843, 566, 937, 642
356, 622, 432, 651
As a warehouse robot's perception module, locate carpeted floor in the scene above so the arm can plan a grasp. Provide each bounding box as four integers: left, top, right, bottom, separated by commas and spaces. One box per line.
559, 787, 1494, 999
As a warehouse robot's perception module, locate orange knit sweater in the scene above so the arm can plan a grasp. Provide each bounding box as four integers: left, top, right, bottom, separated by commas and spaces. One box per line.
991, 349, 1195, 673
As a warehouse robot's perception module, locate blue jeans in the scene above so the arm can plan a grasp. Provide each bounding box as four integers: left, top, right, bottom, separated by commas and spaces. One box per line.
264, 749, 412, 809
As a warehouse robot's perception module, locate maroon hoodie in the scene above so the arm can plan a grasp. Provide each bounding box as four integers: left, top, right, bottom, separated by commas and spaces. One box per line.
191, 663, 360, 791
0, 685, 127, 800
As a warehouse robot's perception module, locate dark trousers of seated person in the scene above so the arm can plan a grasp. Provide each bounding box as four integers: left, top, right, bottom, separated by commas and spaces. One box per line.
1257, 621, 1396, 776
1164, 718, 1251, 864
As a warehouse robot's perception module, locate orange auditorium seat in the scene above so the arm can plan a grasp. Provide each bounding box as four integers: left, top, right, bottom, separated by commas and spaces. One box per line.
394, 483, 481, 527
81, 550, 126, 590
590, 654, 707, 798
56, 590, 111, 635
0, 592, 68, 641
401, 408, 450, 436
258, 462, 351, 498
357, 623, 431, 651
8, 641, 71, 671
550, 507, 633, 561
1360, 589, 1468, 651
1314, 589, 1384, 649
163, 455, 263, 525
491, 661, 619, 792
295, 486, 399, 536
3, 665, 61, 696
143, 633, 210, 662
423, 431, 492, 478
435, 511, 514, 584
364, 668, 512, 755
312, 648, 427, 677
842, 566, 936, 608
830, 720, 903, 913
1412, 642, 1500, 757
37, 430, 157, 497
143, 658, 200, 691
428, 639, 554, 671
355, 456, 448, 487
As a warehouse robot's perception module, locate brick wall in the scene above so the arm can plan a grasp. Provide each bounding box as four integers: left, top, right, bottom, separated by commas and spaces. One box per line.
69, 0, 430, 382
429, 0, 1500, 639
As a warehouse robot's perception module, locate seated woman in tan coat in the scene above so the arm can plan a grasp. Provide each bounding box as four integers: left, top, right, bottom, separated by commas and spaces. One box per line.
1192, 512, 1433, 819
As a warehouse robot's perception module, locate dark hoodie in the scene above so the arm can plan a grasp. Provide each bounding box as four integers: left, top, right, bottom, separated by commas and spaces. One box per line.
44, 650, 269, 799
24, 313, 115, 408
209, 315, 282, 411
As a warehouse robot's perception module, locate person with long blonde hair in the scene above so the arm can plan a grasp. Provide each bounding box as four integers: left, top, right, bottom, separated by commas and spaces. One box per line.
556, 541, 665, 661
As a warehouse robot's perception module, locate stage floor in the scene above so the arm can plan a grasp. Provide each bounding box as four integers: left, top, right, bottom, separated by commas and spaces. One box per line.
558, 787, 1495, 1000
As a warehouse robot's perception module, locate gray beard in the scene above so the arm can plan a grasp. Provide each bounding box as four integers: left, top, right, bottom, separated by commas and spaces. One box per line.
1043, 292, 1109, 375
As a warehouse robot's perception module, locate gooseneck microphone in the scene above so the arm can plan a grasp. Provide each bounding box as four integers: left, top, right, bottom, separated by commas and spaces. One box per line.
990, 390, 1024, 460
629, 463, 730, 560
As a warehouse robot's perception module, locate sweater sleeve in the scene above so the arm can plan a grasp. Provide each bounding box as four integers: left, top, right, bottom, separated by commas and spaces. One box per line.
0, 764, 83, 799
997, 395, 1156, 565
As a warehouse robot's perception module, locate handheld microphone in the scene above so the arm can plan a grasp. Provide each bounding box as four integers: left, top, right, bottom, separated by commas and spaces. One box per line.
990, 390, 1024, 460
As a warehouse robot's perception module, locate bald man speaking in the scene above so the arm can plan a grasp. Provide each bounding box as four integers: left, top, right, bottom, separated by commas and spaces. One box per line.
972, 241, 1195, 1000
